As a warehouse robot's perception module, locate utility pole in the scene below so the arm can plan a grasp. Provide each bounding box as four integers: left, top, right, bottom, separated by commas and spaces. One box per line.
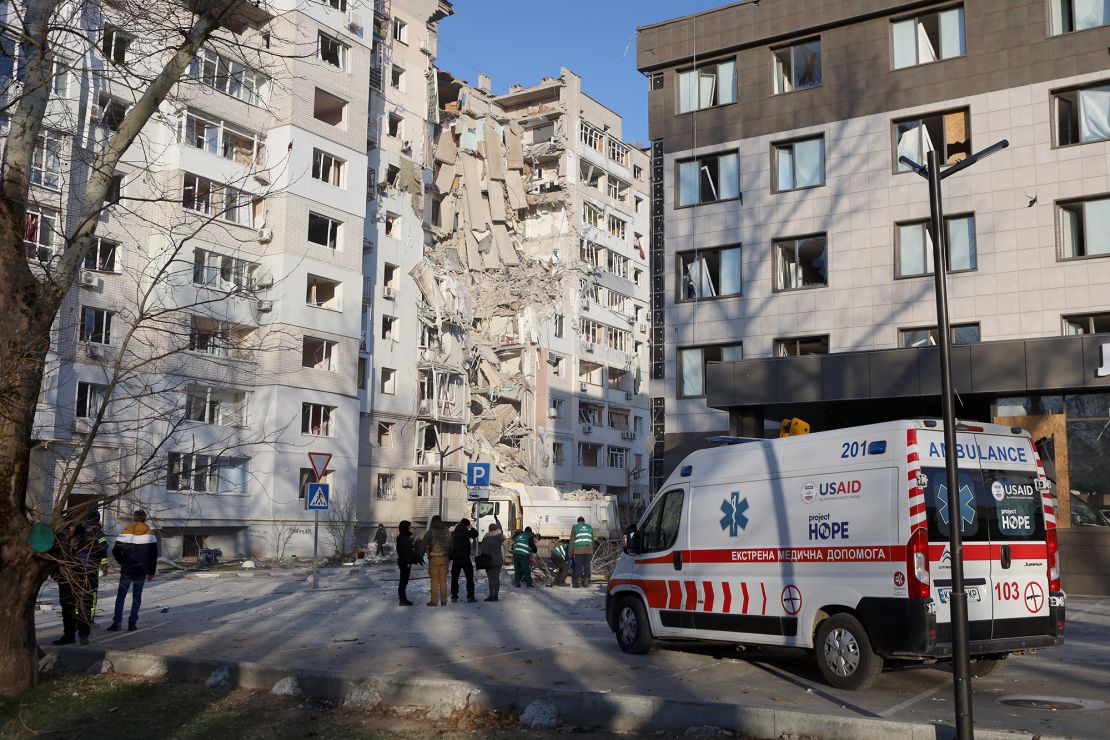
900, 139, 1008, 740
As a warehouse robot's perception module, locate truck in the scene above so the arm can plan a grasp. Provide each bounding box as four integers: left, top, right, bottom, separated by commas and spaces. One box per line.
474, 482, 620, 549
606, 419, 1065, 690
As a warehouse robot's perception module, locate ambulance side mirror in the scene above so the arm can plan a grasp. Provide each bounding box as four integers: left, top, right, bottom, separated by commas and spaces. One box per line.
623, 525, 640, 555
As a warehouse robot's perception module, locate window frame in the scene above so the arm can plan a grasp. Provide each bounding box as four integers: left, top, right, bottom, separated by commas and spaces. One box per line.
101, 26, 133, 65
1048, 0, 1110, 36
83, 238, 118, 273
317, 31, 348, 71
771, 134, 826, 193
773, 335, 830, 357
75, 381, 108, 419
890, 4, 966, 70
676, 56, 737, 114
1062, 311, 1110, 335
79, 306, 113, 345
1056, 193, 1110, 261
892, 107, 971, 174
898, 323, 982, 348
677, 342, 743, 399
308, 212, 341, 249
771, 37, 823, 95
311, 148, 345, 188
773, 233, 830, 292
675, 245, 743, 303
30, 130, 64, 191
392, 18, 409, 44
894, 212, 978, 278
301, 402, 336, 437
675, 150, 740, 208
1051, 79, 1110, 148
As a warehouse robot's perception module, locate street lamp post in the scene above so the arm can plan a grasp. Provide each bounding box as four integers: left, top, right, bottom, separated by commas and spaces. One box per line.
900, 140, 1008, 740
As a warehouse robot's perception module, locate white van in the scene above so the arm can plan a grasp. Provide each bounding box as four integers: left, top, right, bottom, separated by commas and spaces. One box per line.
606, 419, 1065, 689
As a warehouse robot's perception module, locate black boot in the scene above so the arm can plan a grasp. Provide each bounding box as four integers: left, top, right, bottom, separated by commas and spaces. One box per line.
52, 635, 75, 645
399, 598, 414, 606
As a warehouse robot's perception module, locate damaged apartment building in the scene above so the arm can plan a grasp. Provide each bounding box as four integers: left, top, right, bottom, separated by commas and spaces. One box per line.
362, 66, 651, 525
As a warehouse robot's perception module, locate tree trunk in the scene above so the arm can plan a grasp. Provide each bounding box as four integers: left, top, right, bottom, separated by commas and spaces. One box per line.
0, 199, 57, 696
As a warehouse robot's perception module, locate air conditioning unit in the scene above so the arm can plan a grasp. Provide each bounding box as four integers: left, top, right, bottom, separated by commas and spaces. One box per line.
624, 390, 634, 400
401, 476, 413, 488
581, 424, 592, 434
78, 271, 98, 288
621, 431, 636, 440
637, 323, 647, 333
257, 299, 274, 313
346, 11, 364, 33
257, 228, 273, 243
547, 408, 558, 419
579, 382, 588, 392
583, 343, 594, 353
383, 286, 396, 300
84, 343, 102, 359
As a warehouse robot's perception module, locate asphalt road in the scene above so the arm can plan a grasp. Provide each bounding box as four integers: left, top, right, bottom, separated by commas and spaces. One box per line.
34, 566, 1109, 738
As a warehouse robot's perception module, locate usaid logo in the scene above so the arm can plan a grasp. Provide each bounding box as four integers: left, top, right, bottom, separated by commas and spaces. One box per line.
803, 479, 863, 503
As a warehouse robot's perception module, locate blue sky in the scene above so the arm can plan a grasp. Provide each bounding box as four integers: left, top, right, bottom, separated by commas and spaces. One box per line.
437, 1, 729, 144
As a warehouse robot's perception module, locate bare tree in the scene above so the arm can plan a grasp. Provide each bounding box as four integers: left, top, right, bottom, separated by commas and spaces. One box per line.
0, 0, 298, 695
262, 519, 300, 560
323, 491, 358, 562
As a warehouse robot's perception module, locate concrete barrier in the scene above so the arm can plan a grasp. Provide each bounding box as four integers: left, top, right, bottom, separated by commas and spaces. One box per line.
43, 647, 1061, 740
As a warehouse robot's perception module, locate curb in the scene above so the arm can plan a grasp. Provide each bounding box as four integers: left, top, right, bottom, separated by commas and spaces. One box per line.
42, 647, 1061, 740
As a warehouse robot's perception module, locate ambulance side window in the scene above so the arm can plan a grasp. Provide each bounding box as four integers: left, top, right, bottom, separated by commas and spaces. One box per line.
640, 489, 684, 553
922, 466, 989, 542
982, 469, 1044, 541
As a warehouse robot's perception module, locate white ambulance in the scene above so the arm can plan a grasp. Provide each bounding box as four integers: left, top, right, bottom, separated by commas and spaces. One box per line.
606, 419, 1065, 690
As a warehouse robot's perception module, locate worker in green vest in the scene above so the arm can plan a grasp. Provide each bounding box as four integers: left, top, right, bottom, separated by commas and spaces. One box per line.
549, 538, 569, 586
511, 529, 534, 587
570, 517, 594, 588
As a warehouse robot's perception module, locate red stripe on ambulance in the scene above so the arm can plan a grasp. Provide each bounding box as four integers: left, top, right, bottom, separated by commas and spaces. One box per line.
684, 580, 697, 611
703, 581, 715, 612
721, 582, 732, 613
741, 582, 749, 614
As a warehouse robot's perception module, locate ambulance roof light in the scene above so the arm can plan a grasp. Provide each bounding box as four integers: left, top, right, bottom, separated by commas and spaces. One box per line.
680, 465, 693, 477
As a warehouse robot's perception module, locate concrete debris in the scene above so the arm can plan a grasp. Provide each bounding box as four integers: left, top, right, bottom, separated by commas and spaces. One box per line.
560, 490, 609, 501
520, 699, 561, 728
206, 664, 233, 688
271, 676, 303, 696
343, 683, 383, 708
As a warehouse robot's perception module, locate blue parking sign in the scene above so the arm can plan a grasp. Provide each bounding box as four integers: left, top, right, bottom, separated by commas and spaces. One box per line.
466, 462, 490, 488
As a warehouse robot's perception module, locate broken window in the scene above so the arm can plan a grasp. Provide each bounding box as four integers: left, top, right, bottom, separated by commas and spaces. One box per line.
383, 263, 398, 289
1064, 311, 1110, 334
308, 212, 341, 248
188, 48, 269, 106
549, 398, 565, 420
377, 421, 395, 447
80, 306, 113, 345
582, 201, 604, 229
312, 149, 345, 187
607, 138, 630, 166
192, 248, 258, 290
607, 214, 626, 239
76, 381, 108, 419
169, 454, 246, 494
1050, 0, 1110, 34
101, 26, 132, 64
23, 206, 59, 262
774, 136, 825, 191
607, 407, 630, 430
298, 468, 327, 499
552, 442, 566, 466
357, 357, 366, 389
325, 0, 347, 11
96, 94, 128, 132
900, 324, 981, 348
318, 31, 347, 70
893, 5, 965, 68
578, 360, 604, 386
185, 385, 247, 427
554, 314, 565, 338
775, 234, 828, 290
1059, 196, 1110, 258
677, 151, 739, 206
895, 109, 970, 171
182, 174, 256, 226
301, 402, 335, 436
677, 58, 736, 113
386, 165, 401, 186
772, 39, 821, 94
381, 315, 397, 341
578, 443, 602, 467
84, 238, 118, 272
313, 88, 347, 127
579, 240, 604, 268
376, 474, 396, 500
306, 274, 341, 309
302, 336, 338, 371
390, 64, 405, 91
387, 113, 403, 138
896, 214, 977, 277
579, 121, 605, 152
580, 161, 603, 190
385, 211, 401, 238
607, 367, 629, 392
1054, 82, 1110, 146
678, 344, 742, 398
392, 18, 408, 43
607, 446, 627, 469
380, 367, 396, 394
677, 246, 742, 301
774, 336, 829, 357
30, 130, 63, 190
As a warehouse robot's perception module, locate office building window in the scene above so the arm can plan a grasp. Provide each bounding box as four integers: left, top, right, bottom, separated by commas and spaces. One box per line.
678, 344, 743, 398
773, 38, 821, 93
1050, 0, 1109, 35
1064, 312, 1110, 335
676, 246, 742, 301
896, 214, 977, 277
895, 109, 970, 171
774, 234, 828, 291
1054, 81, 1110, 146
677, 58, 736, 113
773, 136, 825, 191
774, 336, 829, 357
677, 151, 739, 207
900, 323, 981, 347
892, 5, 965, 68
1059, 196, 1110, 258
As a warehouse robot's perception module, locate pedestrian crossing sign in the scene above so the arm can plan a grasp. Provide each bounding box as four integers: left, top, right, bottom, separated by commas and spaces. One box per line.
306, 483, 330, 510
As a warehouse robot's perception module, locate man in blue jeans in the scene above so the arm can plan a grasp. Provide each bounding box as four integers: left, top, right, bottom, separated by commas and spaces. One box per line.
108, 510, 159, 632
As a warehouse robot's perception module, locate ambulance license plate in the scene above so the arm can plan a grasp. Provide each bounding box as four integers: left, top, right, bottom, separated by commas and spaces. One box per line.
938, 587, 981, 603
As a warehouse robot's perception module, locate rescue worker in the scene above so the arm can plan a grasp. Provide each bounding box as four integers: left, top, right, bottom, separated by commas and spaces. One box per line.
421, 515, 451, 606
395, 520, 415, 606
511, 529, 534, 587
570, 516, 594, 588
549, 538, 570, 587
54, 508, 108, 645
449, 518, 478, 603
374, 524, 388, 557
108, 510, 158, 632
479, 522, 505, 601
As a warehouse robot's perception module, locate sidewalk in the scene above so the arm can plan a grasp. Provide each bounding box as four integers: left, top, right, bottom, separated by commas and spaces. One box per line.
35, 566, 1109, 738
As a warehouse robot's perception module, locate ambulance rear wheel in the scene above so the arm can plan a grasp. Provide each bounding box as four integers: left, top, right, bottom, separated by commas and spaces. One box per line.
815, 614, 883, 690
970, 655, 1006, 677
615, 596, 653, 654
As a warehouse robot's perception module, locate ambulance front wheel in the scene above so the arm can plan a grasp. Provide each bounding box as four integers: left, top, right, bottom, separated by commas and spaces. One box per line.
815, 614, 884, 690
615, 596, 653, 654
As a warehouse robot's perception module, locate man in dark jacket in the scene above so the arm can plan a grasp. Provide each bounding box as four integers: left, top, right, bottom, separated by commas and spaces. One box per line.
374, 524, 388, 556
396, 520, 415, 606
108, 510, 158, 632
54, 509, 108, 645
449, 518, 478, 602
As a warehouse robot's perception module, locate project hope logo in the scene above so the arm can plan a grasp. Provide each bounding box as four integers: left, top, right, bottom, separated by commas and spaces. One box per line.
801, 479, 863, 503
